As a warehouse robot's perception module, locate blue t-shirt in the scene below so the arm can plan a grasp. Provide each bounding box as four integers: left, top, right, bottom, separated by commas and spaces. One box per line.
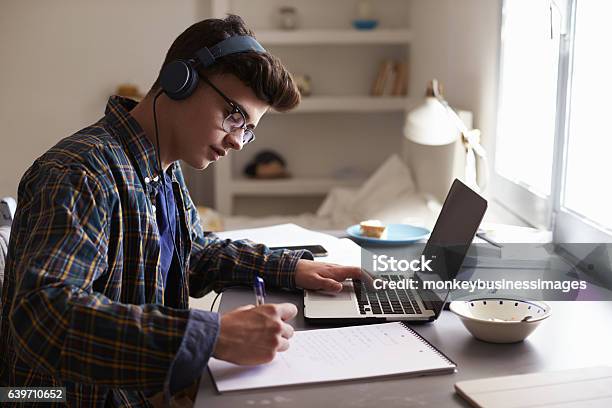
155, 172, 177, 287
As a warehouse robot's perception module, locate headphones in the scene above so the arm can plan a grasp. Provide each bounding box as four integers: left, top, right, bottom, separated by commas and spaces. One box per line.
159, 35, 266, 100
152, 36, 265, 289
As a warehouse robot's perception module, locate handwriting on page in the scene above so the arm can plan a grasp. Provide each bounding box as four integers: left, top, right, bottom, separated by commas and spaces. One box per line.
276, 324, 408, 369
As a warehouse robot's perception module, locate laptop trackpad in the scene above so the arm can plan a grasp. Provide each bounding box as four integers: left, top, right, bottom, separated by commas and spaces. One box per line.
306, 282, 353, 301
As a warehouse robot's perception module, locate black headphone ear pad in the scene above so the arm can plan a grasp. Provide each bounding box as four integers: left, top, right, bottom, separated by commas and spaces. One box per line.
159, 60, 199, 100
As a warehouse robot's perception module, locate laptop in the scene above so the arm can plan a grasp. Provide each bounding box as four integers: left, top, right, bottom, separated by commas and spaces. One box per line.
304, 179, 488, 324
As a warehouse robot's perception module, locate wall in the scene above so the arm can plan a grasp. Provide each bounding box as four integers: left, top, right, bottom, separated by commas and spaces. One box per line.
407, 0, 502, 202
0, 0, 502, 213
0, 0, 206, 198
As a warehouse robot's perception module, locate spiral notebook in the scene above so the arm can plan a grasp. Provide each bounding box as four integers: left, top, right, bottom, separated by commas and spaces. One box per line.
208, 322, 456, 392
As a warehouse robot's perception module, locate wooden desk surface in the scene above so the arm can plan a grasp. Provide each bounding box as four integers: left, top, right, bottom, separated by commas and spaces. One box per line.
195, 289, 612, 407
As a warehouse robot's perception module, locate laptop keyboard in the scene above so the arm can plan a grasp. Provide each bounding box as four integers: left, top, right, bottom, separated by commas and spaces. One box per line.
353, 274, 422, 315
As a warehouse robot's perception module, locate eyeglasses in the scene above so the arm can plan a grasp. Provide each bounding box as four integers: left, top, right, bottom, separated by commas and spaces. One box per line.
199, 76, 256, 145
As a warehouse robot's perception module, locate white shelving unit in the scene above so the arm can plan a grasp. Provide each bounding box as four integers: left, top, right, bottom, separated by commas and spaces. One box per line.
231, 177, 365, 196
211, 0, 412, 215
255, 29, 413, 45
271, 96, 413, 113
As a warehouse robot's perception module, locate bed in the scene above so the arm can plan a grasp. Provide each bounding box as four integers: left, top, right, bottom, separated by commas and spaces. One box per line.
198, 154, 442, 232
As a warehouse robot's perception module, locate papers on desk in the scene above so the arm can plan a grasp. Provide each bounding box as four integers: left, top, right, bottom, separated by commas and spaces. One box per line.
208, 322, 456, 392
216, 223, 362, 267
216, 223, 330, 246
217, 223, 553, 271
467, 224, 553, 270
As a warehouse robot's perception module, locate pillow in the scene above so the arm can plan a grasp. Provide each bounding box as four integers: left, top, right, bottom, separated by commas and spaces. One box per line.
367, 191, 438, 229
0, 197, 16, 227
315, 154, 434, 228
0, 226, 10, 298
316, 187, 360, 227
349, 154, 417, 221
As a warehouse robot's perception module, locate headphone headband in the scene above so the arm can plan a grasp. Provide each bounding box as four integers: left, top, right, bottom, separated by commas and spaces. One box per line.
195, 36, 266, 68
160, 35, 266, 100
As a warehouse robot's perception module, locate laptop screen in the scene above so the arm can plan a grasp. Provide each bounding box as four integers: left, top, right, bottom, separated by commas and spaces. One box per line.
416, 179, 488, 317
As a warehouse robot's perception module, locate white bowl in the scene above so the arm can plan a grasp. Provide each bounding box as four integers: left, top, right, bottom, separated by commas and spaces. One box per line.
450, 298, 551, 343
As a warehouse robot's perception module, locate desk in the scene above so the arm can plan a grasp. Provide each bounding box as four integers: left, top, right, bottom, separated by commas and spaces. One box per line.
195, 289, 612, 407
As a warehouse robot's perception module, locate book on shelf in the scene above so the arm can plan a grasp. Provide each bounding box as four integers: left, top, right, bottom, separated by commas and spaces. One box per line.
371, 59, 394, 96
391, 61, 408, 96
370, 59, 409, 97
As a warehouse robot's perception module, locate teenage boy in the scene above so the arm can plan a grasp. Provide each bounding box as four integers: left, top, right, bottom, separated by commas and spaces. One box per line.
0, 15, 362, 407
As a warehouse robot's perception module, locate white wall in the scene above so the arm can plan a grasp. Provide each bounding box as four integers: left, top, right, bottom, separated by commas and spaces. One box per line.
407, 0, 501, 202
0, 0, 502, 214
0, 0, 206, 197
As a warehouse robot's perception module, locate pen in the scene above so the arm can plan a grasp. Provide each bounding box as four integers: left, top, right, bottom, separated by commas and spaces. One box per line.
254, 276, 266, 306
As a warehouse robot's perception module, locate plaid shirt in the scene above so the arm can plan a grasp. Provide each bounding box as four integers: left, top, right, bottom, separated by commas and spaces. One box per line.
0, 96, 308, 407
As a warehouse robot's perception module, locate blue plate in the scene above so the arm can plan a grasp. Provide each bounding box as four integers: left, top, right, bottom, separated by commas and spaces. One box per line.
346, 223, 430, 245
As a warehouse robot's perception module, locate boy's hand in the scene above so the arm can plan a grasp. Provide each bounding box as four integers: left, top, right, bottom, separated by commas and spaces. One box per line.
294, 259, 364, 292
212, 303, 297, 365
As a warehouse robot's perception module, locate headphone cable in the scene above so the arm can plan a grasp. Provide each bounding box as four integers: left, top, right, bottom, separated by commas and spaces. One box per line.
209, 284, 255, 312
152, 93, 257, 311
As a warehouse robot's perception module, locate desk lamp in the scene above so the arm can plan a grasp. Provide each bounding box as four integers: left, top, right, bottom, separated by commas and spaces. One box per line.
403, 79, 488, 192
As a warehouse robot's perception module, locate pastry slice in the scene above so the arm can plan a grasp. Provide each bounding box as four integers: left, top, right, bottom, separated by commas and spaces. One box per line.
359, 220, 387, 238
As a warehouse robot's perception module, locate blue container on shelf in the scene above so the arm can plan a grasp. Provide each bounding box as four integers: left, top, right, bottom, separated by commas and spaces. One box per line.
353, 19, 378, 30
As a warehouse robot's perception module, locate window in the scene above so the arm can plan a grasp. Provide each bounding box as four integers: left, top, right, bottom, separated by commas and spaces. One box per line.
496, 0, 560, 197
495, 0, 612, 242
562, 0, 612, 230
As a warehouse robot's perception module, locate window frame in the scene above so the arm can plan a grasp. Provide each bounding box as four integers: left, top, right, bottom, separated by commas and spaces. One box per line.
494, 0, 612, 244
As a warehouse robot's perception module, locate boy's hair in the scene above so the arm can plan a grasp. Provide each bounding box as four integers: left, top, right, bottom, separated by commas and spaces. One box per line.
151, 15, 300, 112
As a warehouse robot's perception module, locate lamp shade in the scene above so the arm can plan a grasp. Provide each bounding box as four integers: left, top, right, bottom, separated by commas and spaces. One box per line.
403, 97, 460, 146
